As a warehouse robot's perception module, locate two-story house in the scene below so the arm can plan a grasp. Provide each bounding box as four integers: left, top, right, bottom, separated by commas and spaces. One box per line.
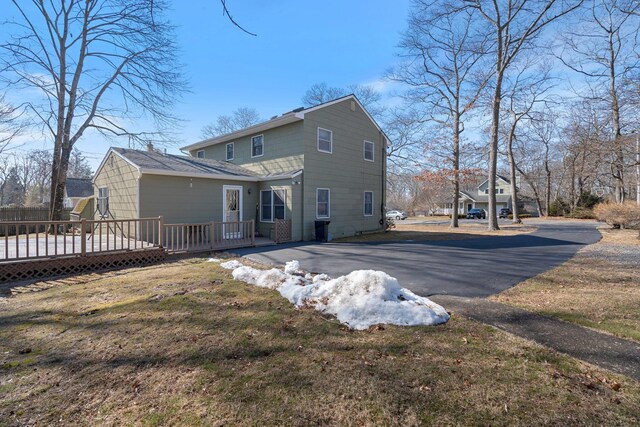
437, 175, 514, 216
92, 95, 387, 241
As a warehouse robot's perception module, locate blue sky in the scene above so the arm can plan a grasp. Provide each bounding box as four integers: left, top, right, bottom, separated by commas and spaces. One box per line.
172, 0, 409, 133
69, 0, 410, 167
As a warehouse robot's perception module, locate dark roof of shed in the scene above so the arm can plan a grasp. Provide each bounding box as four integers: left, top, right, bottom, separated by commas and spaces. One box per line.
65, 178, 93, 198
112, 148, 260, 177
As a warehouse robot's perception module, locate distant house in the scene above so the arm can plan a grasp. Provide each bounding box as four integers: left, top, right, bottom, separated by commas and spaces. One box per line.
436, 175, 515, 216
93, 95, 388, 241
64, 178, 93, 209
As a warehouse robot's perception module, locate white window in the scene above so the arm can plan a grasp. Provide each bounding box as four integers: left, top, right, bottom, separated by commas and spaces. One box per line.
251, 135, 263, 157
97, 187, 109, 217
196, 150, 205, 159
317, 127, 332, 153
364, 191, 373, 216
316, 188, 330, 218
260, 189, 286, 222
226, 143, 234, 161
364, 140, 374, 161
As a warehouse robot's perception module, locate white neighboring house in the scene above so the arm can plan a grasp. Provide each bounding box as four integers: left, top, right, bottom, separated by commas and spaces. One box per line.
64, 178, 94, 209
435, 175, 514, 216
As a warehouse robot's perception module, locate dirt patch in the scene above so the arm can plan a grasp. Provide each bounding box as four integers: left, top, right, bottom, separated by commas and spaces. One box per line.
0, 258, 638, 426
493, 226, 640, 342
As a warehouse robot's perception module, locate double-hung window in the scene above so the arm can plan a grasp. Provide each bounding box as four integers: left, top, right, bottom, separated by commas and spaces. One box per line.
226, 143, 234, 161
364, 191, 373, 216
317, 128, 332, 153
364, 141, 374, 161
98, 187, 109, 217
260, 189, 286, 222
251, 135, 264, 157
316, 188, 330, 218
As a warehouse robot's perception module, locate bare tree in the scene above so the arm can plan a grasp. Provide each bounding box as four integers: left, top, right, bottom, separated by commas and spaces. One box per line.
0, 0, 184, 220
68, 148, 93, 179
301, 82, 385, 119
201, 107, 262, 139
500, 59, 554, 222
0, 94, 21, 156
557, 0, 640, 202
390, 1, 491, 227
465, 0, 583, 230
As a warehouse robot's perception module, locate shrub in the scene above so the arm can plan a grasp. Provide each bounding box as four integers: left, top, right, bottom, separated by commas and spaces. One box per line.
593, 202, 640, 230
565, 207, 596, 219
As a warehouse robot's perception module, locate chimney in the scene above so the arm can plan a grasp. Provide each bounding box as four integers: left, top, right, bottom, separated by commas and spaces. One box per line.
146, 142, 154, 152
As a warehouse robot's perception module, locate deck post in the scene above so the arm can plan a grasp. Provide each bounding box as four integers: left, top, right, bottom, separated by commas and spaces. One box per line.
251, 219, 255, 246
210, 221, 215, 249
158, 216, 164, 249
80, 219, 87, 256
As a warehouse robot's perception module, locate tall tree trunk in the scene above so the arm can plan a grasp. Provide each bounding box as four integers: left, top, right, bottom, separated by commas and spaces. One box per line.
451, 113, 460, 228
609, 31, 624, 203
488, 77, 502, 230
506, 126, 520, 223
544, 144, 551, 216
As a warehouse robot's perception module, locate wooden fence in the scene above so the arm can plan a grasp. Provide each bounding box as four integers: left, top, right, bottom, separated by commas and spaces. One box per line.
0, 207, 73, 236
163, 220, 255, 254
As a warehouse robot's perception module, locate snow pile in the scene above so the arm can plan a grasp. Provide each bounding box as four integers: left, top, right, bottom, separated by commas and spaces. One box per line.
225, 260, 449, 330
207, 258, 221, 263
220, 260, 244, 270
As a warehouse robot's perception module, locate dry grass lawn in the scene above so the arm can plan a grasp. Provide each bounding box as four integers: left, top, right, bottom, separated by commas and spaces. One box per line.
336, 222, 536, 243
493, 227, 640, 342
1, 258, 639, 426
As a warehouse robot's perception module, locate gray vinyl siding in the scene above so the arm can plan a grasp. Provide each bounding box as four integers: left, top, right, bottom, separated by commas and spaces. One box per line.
301, 99, 386, 240
190, 121, 305, 176
139, 175, 257, 225
93, 152, 138, 220
257, 176, 303, 241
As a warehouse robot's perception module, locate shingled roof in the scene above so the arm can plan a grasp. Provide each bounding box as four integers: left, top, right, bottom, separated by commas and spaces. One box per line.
112, 148, 260, 178
97, 148, 302, 182
65, 178, 93, 198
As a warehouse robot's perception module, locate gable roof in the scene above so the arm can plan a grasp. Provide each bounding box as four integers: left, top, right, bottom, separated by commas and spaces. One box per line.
94, 148, 302, 182
477, 174, 511, 189
65, 178, 93, 198
181, 94, 388, 152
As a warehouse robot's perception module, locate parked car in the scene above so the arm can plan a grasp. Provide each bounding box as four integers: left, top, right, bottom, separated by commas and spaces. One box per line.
466, 208, 486, 219
386, 210, 408, 220
499, 208, 512, 219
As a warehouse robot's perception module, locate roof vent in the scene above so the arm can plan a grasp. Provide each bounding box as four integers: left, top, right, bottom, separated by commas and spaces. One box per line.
270, 115, 278, 120
291, 107, 304, 113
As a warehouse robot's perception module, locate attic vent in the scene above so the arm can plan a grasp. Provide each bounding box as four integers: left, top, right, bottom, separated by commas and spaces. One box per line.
350, 100, 356, 111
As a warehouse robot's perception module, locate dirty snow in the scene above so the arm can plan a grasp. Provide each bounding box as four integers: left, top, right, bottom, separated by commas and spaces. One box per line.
207, 258, 221, 263
225, 260, 449, 330
220, 260, 244, 270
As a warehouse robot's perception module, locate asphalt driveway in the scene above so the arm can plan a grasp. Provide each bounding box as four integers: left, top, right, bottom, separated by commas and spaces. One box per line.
233, 220, 602, 298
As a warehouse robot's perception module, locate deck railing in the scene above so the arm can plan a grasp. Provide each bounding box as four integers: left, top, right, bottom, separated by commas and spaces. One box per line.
164, 220, 255, 254
0, 217, 162, 262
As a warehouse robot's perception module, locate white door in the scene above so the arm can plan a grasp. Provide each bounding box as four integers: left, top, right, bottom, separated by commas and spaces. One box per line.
223, 185, 243, 238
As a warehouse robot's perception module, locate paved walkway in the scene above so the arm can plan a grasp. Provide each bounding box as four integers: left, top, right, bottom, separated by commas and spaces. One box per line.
431, 295, 640, 381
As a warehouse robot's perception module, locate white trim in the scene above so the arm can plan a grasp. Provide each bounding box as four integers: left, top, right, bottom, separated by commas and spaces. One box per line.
140, 169, 259, 182
259, 189, 272, 223
363, 140, 375, 162
251, 134, 264, 158
226, 142, 234, 161
136, 177, 140, 218
363, 191, 373, 216
317, 127, 333, 154
259, 188, 287, 223
196, 149, 205, 159
316, 188, 330, 219
223, 185, 243, 222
